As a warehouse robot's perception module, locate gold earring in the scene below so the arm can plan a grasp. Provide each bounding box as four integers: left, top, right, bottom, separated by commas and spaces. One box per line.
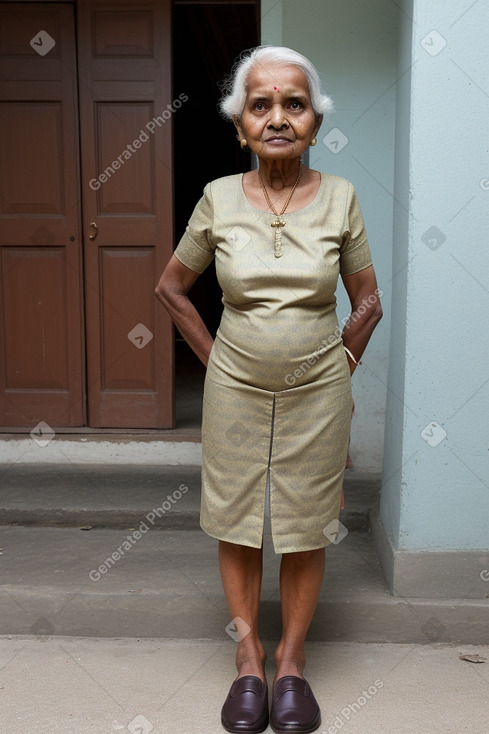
310, 137, 317, 147
240, 139, 248, 149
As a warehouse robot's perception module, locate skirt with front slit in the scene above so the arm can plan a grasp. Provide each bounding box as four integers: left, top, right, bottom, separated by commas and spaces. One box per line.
199, 336, 352, 554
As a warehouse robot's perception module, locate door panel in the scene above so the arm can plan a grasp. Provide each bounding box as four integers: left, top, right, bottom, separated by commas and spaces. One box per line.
99, 247, 156, 391
1, 103, 64, 214
0, 3, 84, 426
2, 248, 70, 390
78, 0, 175, 428
96, 102, 156, 215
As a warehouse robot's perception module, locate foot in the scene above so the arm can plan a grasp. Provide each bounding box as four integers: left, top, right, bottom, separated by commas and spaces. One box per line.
221, 675, 269, 733
270, 676, 320, 734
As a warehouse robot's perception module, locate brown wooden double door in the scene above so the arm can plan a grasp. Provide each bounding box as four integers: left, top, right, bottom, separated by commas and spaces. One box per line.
0, 0, 175, 428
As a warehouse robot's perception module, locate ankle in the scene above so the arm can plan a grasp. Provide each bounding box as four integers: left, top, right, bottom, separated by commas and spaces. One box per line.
274, 658, 304, 681
236, 639, 267, 680
274, 646, 306, 681
236, 657, 267, 682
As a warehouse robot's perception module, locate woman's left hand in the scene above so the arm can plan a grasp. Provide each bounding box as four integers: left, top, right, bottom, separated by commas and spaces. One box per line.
345, 398, 355, 468
342, 399, 355, 510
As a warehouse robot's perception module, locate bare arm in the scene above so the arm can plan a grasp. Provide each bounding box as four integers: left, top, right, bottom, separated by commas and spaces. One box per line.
155, 255, 214, 367
340, 264, 383, 376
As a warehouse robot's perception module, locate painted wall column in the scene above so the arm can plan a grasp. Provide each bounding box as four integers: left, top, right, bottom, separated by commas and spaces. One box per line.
373, 0, 489, 598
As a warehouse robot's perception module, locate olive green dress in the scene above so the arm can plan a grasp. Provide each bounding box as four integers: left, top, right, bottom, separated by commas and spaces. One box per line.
173, 172, 373, 553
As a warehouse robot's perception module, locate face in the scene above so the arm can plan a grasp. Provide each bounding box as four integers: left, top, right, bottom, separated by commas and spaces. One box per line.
233, 62, 322, 160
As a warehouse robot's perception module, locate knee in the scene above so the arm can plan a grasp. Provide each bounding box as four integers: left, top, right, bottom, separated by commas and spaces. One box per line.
284, 548, 325, 565
219, 540, 262, 560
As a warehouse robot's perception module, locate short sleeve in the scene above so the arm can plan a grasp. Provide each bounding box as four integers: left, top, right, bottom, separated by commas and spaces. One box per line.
173, 183, 216, 273
339, 183, 373, 276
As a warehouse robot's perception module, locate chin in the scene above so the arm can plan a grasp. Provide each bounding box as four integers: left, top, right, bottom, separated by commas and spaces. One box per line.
261, 147, 298, 159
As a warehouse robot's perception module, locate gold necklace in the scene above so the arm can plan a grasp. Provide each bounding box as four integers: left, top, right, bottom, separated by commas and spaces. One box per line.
258, 163, 302, 258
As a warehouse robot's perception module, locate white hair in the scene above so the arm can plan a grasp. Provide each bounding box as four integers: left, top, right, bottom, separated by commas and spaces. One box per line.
218, 45, 334, 121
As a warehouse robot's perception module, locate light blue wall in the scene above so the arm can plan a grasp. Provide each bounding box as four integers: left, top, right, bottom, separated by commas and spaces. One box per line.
381, 0, 489, 551
379, 0, 413, 545
262, 0, 399, 472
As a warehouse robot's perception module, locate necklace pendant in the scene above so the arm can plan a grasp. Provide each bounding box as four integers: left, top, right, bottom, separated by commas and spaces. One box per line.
271, 216, 285, 258
273, 228, 283, 257
259, 163, 302, 259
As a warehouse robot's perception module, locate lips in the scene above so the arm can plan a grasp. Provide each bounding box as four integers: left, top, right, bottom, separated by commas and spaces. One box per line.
265, 136, 292, 142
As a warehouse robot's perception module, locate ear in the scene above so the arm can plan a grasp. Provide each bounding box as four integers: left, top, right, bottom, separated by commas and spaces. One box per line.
313, 114, 323, 139
232, 114, 243, 139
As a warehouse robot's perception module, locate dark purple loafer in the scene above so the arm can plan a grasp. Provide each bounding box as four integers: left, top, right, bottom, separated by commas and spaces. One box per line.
270, 676, 321, 733
221, 675, 269, 733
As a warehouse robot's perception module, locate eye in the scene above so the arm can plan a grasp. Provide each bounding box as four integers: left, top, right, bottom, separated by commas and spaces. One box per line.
289, 100, 303, 110
254, 102, 266, 111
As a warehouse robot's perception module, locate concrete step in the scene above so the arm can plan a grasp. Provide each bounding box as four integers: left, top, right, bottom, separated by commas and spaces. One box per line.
0, 463, 381, 533
1, 523, 488, 644
1, 463, 487, 645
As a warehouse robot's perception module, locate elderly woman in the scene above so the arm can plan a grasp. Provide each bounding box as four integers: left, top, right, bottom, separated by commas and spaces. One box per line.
155, 45, 382, 734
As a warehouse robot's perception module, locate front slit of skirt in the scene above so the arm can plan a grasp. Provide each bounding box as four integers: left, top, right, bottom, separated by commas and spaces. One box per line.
263, 393, 276, 535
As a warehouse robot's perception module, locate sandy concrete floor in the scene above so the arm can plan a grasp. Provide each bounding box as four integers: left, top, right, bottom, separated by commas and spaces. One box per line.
1, 637, 488, 734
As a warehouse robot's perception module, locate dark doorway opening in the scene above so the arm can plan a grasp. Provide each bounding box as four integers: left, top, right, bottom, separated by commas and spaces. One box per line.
172, 1, 260, 429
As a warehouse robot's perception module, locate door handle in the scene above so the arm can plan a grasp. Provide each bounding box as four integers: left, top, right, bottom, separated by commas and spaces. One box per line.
88, 221, 98, 240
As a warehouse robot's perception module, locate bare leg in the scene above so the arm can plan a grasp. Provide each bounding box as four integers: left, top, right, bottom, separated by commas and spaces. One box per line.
219, 540, 267, 682
273, 548, 326, 684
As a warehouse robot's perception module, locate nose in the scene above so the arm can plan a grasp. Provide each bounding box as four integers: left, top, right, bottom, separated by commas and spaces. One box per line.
268, 104, 289, 129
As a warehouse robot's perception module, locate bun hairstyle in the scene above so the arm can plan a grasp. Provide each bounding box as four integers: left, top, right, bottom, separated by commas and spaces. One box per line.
218, 45, 334, 121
